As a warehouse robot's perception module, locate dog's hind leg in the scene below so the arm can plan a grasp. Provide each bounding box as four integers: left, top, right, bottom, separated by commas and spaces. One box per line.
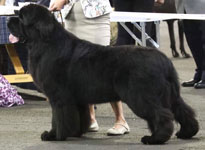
178, 20, 190, 58
172, 96, 199, 139
141, 107, 174, 144
167, 20, 179, 58
126, 99, 174, 144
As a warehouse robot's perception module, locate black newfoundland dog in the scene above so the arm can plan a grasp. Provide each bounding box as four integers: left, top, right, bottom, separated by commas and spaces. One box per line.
8, 4, 199, 144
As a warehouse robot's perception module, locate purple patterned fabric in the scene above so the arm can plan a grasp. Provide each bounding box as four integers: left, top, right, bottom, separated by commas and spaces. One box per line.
0, 74, 24, 107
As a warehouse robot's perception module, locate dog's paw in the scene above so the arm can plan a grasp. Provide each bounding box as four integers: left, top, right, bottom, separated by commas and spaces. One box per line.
176, 131, 189, 139
41, 131, 56, 141
141, 136, 153, 144
141, 136, 165, 145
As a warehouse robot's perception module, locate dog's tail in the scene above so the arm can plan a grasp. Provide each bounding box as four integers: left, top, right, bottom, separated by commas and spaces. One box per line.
169, 67, 199, 139
172, 96, 199, 139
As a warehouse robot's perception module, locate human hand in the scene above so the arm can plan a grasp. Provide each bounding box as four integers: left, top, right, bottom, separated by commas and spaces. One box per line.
49, 0, 69, 11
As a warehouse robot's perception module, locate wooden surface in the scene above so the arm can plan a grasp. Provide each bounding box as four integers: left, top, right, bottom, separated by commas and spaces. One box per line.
1, 44, 33, 83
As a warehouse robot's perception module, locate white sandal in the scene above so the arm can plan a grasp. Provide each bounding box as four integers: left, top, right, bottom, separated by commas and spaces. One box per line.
88, 121, 99, 132
107, 122, 130, 135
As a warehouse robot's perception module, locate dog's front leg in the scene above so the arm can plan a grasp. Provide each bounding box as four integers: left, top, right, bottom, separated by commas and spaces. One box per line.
42, 102, 83, 141
41, 104, 58, 141
41, 102, 69, 141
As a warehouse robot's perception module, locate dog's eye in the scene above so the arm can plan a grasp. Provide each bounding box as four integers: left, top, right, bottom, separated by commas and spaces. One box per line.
19, 13, 24, 22
14, 10, 19, 15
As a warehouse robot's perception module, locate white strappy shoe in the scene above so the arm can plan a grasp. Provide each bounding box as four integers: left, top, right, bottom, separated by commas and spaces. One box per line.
88, 121, 99, 132
107, 122, 130, 135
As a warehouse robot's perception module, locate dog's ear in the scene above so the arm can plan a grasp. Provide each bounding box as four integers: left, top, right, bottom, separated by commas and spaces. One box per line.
35, 15, 55, 39
19, 4, 36, 26
19, 4, 55, 38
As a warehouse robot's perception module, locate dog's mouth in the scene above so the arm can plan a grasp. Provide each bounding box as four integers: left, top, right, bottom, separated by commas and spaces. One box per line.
9, 33, 27, 43
9, 33, 19, 43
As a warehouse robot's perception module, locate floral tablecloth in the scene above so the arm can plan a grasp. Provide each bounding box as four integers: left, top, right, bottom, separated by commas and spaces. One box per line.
0, 74, 24, 107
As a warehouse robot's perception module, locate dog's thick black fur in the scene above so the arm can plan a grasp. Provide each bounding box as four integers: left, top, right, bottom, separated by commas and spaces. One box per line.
8, 4, 199, 144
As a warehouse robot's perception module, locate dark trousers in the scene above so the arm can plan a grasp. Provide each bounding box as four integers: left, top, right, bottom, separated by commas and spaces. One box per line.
183, 20, 205, 80
113, 0, 155, 45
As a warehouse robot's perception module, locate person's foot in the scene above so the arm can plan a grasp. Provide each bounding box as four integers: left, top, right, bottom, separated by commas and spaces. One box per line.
182, 79, 200, 87
88, 121, 99, 132
107, 122, 130, 135
194, 80, 205, 89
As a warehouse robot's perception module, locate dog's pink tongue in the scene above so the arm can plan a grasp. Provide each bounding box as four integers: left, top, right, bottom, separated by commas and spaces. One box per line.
9, 34, 19, 43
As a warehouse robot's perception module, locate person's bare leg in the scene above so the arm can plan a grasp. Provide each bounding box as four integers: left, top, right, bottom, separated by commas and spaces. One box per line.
107, 101, 130, 135
88, 104, 99, 131
89, 104, 96, 123
110, 101, 127, 126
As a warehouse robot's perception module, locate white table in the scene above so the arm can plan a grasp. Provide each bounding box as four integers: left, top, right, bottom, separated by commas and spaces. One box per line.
110, 11, 205, 48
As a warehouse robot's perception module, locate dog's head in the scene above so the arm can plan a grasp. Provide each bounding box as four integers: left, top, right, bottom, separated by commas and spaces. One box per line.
8, 4, 56, 43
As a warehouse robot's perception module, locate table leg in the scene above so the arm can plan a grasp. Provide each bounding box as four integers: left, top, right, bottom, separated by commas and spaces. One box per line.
5, 44, 25, 74
3, 44, 33, 83
140, 22, 146, 46
119, 22, 142, 45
